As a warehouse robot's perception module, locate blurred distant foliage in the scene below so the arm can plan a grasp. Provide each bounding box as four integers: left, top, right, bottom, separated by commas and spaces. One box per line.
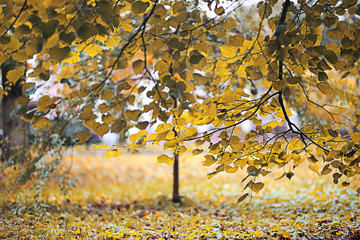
1, 0, 360, 200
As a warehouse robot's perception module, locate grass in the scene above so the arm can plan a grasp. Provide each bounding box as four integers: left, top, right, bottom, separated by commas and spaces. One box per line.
0, 145, 360, 239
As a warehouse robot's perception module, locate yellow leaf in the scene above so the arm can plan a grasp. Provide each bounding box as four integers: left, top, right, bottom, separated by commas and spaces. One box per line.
250, 182, 264, 193
202, 155, 217, 166
132, 1, 150, 14
214, 6, 224, 15
6, 66, 25, 83
274, 108, 292, 120
102, 114, 115, 124
193, 73, 209, 85
37, 95, 60, 112
164, 139, 177, 149
121, 22, 134, 32
253, 231, 263, 237
33, 117, 51, 128
192, 149, 203, 155
262, 79, 272, 88
93, 123, 110, 137
129, 130, 148, 144
207, 170, 218, 179
49, 46, 70, 63
156, 123, 172, 133
157, 154, 174, 165
225, 165, 238, 173
180, 127, 197, 140
44, 33, 59, 49
84, 44, 103, 58
132, 59, 145, 75
236, 65, 246, 78
75, 130, 91, 144
92, 144, 107, 148
105, 148, 122, 159
95, 34, 107, 44
263, 121, 279, 130
237, 193, 249, 204
309, 165, 320, 174
281, 231, 292, 238
175, 145, 187, 155
7, 37, 21, 51
317, 81, 331, 95
285, 76, 302, 84
101, 89, 113, 100
219, 44, 237, 58
223, 17, 237, 30
63, 52, 81, 64
12, 49, 27, 62
234, 159, 247, 168
272, 79, 286, 91
105, 36, 121, 48
321, 165, 332, 175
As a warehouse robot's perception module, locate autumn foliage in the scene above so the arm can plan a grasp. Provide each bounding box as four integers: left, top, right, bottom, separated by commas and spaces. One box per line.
1, 0, 360, 212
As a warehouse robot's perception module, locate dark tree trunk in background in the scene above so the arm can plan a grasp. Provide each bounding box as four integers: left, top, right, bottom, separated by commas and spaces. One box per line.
172, 97, 181, 203
172, 151, 181, 203
1, 61, 26, 163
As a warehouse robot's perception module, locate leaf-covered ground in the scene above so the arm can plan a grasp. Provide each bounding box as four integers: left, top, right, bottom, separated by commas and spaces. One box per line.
1, 146, 360, 239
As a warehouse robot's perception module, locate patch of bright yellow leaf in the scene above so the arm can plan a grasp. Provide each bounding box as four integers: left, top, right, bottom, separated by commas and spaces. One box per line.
6, 65, 25, 83
219, 44, 238, 58
84, 44, 103, 58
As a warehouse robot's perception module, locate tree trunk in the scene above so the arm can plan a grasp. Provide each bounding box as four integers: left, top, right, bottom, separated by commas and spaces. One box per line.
172, 151, 181, 203
171, 96, 181, 203
1, 61, 27, 163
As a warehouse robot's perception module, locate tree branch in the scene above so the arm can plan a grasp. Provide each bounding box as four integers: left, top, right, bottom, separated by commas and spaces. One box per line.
1, 0, 28, 38
103, 0, 158, 84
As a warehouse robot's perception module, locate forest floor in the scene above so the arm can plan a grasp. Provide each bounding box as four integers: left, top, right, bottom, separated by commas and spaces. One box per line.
0, 145, 360, 239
